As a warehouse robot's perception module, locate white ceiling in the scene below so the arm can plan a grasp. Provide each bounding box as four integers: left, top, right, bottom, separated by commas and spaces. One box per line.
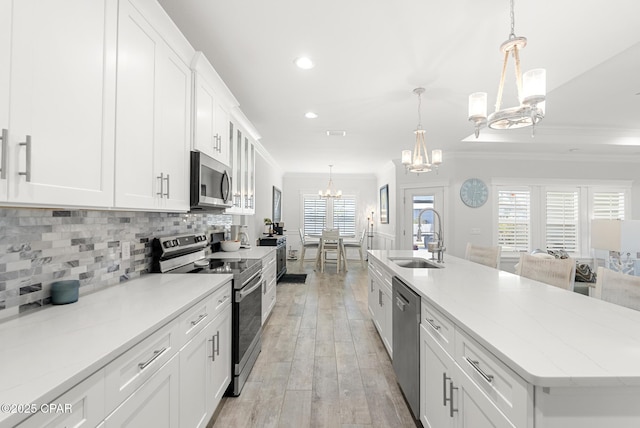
158, 0, 640, 175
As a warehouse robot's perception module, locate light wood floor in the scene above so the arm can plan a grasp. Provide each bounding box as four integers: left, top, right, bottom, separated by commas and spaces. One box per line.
211, 259, 418, 428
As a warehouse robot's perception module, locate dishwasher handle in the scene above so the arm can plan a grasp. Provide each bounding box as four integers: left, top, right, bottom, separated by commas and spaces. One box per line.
395, 294, 409, 311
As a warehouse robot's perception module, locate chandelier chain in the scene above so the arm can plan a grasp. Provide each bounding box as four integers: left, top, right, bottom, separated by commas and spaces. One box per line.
509, 0, 516, 38
417, 91, 422, 128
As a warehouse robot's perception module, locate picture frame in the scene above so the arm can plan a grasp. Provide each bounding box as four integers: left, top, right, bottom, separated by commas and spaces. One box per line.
272, 186, 282, 223
379, 184, 389, 224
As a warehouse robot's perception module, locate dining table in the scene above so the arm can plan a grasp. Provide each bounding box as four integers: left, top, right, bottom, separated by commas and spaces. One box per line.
309, 233, 354, 272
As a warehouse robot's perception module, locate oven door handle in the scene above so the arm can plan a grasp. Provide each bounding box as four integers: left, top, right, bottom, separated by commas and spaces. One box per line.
242, 269, 262, 288
237, 276, 263, 302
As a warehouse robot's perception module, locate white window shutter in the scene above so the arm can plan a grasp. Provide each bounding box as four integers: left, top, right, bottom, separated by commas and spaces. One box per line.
593, 191, 625, 220
545, 191, 579, 253
498, 189, 530, 253
332, 197, 357, 236
303, 196, 327, 235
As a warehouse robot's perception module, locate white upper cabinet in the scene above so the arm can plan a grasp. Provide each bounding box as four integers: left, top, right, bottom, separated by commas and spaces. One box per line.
114, 0, 192, 211
0, 0, 117, 207
227, 108, 258, 215
191, 52, 236, 166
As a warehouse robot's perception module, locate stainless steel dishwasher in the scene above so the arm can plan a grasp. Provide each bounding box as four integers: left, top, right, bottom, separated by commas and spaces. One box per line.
392, 276, 421, 419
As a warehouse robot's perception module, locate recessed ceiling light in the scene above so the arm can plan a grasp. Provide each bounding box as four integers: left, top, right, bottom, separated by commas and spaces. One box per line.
294, 56, 314, 70
305, 112, 318, 119
326, 130, 347, 137
569, 148, 580, 152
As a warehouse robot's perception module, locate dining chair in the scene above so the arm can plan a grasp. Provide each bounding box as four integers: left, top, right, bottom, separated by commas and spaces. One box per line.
516, 253, 576, 291
319, 229, 343, 273
343, 228, 366, 265
464, 243, 501, 269
593, 267, 640, 311
299, 228, 319, 266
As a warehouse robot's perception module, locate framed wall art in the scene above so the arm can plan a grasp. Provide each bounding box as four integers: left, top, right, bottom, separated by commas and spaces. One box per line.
379, 184, 389, 224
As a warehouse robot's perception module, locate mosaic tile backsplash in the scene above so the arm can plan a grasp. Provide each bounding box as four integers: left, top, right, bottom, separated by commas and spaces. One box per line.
0, 208, 232, 320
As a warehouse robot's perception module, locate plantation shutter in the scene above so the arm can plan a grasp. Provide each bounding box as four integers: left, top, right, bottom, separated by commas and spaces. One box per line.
332, 197, 356, 236
593, 191, 625, 220
497, 189, 530, 253
545, 191, 579, 253
303, 196, 327, 235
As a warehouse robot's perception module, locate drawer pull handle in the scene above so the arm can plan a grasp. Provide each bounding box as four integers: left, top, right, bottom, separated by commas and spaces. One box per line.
218, 295, 229, 304
466, 357, 494, 383
426, 318, 441, 331
138, 347, 167, 370
191, 313, 208, 326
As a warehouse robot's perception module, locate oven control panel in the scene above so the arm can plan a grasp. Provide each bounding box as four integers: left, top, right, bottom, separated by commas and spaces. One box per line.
157, 233, 208, 253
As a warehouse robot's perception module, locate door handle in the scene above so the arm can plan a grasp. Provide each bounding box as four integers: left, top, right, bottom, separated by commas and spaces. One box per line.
157, 172, 164, 197
449, 382, 459, 417
164, 174, 170, 198
18, 135, 31, 182
0, 128, 7, 179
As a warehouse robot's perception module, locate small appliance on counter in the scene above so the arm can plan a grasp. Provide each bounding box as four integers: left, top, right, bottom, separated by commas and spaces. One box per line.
230, 224, 251, 249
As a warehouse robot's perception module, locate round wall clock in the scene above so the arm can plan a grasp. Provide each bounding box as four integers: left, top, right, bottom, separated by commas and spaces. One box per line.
460, 178, 488, 208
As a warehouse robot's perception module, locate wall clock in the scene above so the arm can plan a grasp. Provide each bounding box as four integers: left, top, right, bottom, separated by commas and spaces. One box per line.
460, 178, 488, 208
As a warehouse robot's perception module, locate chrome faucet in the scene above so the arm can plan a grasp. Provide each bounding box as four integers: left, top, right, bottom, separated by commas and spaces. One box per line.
416, 208, 445, 262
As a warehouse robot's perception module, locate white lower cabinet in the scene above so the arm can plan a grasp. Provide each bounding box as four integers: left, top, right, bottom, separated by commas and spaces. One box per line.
367, 260, 392, 357
103, 354, 180, 428
179, 304, 231, 428
420, 324, 515, 428
262, 251, 277, 324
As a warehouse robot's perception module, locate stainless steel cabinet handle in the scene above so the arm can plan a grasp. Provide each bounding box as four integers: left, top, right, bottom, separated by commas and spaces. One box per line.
215, 330, 220, 357
190, 313, 208, 326
0, 128, 7, 179
218, 295, 229, 304
138, 347, 167, 370
465, 357, 495, 383
164, 174, 170, 198
18, 135, 31, 182
209, 337, 215, 361
443, 373, 450, 406
449, 382, 458, 417
425, 318, 441, 331
370, 279, 374, 293
378, 289, 382, 306
157, 172, 164, 197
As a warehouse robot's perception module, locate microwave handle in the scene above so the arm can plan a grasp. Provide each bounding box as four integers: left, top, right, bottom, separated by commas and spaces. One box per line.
221, 170, 231, 202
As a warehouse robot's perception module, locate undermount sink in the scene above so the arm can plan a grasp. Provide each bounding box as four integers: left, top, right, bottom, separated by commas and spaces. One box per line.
389, 257, 442, 269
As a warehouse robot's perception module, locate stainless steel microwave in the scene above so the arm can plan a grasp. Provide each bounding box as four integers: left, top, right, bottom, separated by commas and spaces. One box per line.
190, 151, 233, 211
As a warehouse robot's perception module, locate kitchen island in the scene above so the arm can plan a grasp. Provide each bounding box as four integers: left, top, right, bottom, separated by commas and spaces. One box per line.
369, 250, 640, 428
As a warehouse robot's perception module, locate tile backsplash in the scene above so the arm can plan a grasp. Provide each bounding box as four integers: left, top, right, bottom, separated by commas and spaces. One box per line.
0, 208, 232, 320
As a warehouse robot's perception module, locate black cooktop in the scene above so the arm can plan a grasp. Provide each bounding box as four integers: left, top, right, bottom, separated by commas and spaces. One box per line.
167, 257, 261, 275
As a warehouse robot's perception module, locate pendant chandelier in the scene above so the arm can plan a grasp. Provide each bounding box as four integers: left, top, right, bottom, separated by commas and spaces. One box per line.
319, 165, 342, 199
401, 88, 442, 173
468, 0, 546, 138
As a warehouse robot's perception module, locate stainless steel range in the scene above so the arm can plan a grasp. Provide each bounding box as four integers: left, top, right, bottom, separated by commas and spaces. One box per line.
151, 233, 262, 396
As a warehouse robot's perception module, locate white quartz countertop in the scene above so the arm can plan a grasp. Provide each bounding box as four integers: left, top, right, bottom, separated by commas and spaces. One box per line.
369, 250, 640, 388
0, 273, 232, 427
211, 246, 275, 259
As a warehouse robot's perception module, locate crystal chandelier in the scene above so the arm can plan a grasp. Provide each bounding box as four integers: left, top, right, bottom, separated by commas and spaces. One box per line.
468, 0, 546, 138
319, 165, 342, 199
401, 88, 442, 173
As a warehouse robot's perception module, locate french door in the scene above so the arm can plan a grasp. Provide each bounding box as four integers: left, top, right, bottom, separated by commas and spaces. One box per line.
402, 187, 444, 250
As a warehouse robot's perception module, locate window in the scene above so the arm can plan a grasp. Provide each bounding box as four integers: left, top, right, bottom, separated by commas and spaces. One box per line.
495, 182, 630, 256
332, 196, 356, 236
303, 196, 327, 235
545, 191, 578, 253
497, 189, 530, 253
302, 194, 357, 235
592, 191, 625, 220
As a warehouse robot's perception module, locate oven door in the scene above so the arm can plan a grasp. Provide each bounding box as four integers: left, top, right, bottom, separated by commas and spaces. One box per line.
234, 269, 263, 373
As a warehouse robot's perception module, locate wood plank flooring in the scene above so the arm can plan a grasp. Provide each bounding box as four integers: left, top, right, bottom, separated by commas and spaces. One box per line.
211, 259, 419, 428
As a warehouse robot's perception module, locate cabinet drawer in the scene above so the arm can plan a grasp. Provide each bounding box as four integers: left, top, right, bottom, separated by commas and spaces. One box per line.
421, 300, 455, 356
105, 320, 179, 414
17, 370, 105, 428
263, 252, 276, 270
455, 330, 531, 427
264, 261, 277, 284
177, 281, 231, 349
